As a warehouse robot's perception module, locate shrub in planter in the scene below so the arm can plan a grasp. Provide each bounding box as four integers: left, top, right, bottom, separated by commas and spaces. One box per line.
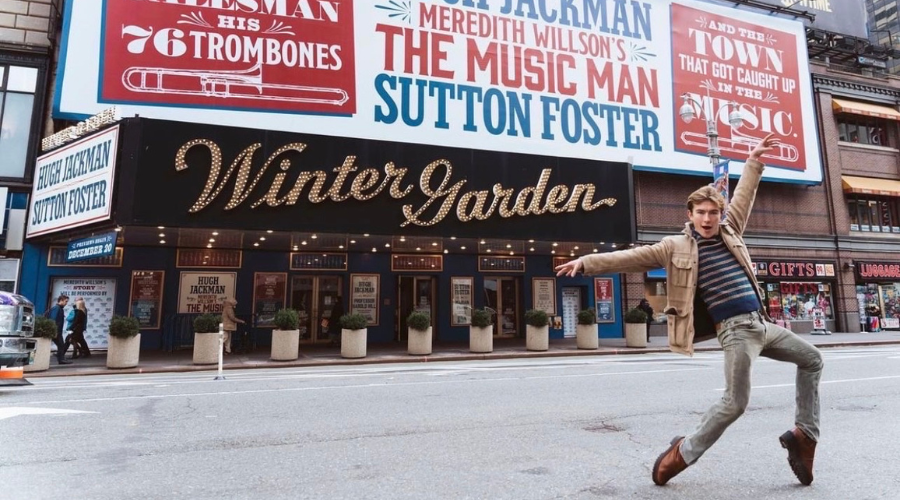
576, 308, 599, 350
524, 309, 549, 327
340, 312, 368, 331
577, 309, 596, 325
471, 308, 493, 328
33, 316, 58, 339
109, 315, 140, 338
624, 308, 648, 324
407, 311, 431, 331
273, 308, 300, 330
193, 314, 221, 333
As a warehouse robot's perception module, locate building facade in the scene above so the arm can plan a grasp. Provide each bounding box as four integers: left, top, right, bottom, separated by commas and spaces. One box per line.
14, 1, 900, 353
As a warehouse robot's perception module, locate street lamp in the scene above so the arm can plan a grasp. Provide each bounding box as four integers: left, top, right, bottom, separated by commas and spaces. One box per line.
678, 87, 745, 168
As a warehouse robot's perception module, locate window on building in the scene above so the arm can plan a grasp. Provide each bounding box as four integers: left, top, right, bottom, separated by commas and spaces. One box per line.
0, 60, 42, 180
837, 116, 891, 146
847, 195, 900, 233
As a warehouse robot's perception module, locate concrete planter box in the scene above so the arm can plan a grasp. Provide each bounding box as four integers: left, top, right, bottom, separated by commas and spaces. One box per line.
24, 337, 51, 372
107, 334, 141, 369
408, 327, 432, 355
270, 329, 300, 361
193, 332, 220, 364
469, 326, 493, 353
341, 328, 367, 359
526, 325, 549, 351
576, 324, 599, 349
625, 323, 648, 348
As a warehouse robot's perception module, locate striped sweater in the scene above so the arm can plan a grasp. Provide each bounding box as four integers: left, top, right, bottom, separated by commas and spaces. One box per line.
693, 230, 761, 323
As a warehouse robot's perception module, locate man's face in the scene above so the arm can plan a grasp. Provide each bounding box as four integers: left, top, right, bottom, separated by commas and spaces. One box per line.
60, 298, 69, 307
688, 200, 722, 238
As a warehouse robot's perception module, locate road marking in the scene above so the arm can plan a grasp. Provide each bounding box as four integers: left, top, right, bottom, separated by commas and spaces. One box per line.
0, 407, 97, 420
716, 374, 900, 391
3, 367, 709, 407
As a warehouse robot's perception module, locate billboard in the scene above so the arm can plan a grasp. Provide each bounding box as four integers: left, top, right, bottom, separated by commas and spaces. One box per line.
27, 125, 119, 238
55, 0, 822, 184
707, 0, 869, 40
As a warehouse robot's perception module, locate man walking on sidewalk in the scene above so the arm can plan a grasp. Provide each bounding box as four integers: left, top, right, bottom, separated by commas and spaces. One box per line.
556, 134, 823, 486
44, 294, 73, 365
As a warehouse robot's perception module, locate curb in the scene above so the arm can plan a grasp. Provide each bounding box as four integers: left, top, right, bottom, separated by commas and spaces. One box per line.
22, 340, 900, 379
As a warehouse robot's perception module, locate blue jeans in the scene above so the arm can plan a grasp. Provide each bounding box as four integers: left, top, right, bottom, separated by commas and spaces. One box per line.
680, 311, 824, 464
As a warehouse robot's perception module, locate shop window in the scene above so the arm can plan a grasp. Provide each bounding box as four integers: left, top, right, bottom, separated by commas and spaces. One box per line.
847, 196, 900, 233
761, 282, 833, 321
837, 117, 891, 146
0, 62, 42, 179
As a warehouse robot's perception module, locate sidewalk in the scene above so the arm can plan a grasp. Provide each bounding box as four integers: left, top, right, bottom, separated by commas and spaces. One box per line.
25, 331, 900, 378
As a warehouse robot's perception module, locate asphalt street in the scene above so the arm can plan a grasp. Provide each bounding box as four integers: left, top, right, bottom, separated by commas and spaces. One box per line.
2, 345, 899, 499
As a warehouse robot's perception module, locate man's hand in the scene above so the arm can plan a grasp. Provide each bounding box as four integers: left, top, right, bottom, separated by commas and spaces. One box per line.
749, 133, 781, 162
555, 258, 583, 277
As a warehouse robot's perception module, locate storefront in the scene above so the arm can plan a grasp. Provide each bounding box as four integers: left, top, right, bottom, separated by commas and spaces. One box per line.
21, 117, 636, 350
753, 260, 838, 333
854, 261, 900, 331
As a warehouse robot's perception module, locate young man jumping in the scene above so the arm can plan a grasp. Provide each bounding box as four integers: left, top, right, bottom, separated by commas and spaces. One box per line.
555, 134, 823, 486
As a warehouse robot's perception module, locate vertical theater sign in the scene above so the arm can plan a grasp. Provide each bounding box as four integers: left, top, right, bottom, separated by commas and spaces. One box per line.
55, 0, 822, 184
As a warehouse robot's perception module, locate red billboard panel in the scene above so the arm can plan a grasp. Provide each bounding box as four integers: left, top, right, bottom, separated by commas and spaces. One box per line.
672, 3, 806, 171
101, 0, 356, 115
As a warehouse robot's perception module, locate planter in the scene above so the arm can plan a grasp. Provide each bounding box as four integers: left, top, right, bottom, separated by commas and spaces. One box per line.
469, 326, 493, 353
270, 329, 300, 361
107, 334, 141, 369
408, 327, 432, 355
193, 331, 220, 364
576, 324, 599, 350
24, 337, 51, 372
341, 328, 367, 359
526, 325, 549, 351
625, 323, 648, 348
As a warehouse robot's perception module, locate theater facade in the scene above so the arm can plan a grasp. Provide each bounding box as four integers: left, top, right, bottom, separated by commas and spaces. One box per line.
20, 117, 635, 350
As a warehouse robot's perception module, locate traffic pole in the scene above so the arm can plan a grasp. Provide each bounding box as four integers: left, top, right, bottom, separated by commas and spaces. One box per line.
214, 322, 226, 380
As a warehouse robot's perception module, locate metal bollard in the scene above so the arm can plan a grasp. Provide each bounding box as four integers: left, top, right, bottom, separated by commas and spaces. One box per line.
214, 322, 226, 380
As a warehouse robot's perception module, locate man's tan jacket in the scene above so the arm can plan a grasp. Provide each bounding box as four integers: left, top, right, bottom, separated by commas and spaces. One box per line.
579, 159, 768, 356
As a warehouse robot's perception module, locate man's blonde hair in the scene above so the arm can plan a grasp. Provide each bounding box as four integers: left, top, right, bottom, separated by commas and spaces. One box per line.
687, 186, 726, 212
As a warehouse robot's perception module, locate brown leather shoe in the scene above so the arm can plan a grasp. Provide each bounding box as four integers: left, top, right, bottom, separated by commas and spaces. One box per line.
779, 428, 816, 485
652, 436, 688, 486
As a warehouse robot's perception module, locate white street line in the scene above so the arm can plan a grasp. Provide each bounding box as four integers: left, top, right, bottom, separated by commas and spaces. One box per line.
716, 374, 900, 391
4, 367, 709, 406
0, 407, 97, 421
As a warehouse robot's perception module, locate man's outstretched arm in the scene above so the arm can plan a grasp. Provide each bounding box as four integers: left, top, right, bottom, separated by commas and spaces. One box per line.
728, 133, 780, 235
555, 241, 670, 277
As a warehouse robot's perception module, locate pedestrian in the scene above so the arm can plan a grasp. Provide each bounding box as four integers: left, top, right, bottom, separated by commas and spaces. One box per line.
327, 295, 344, 346
64, 298, 91, 359
556, 134, 823, 487
43, 294, 73, 365
638, 298, 654, 342
222, 297, 245, 354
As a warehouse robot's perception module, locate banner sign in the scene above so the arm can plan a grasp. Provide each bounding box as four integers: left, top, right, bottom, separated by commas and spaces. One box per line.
56, 1, 821, 184
753, 260, 836, 279
177, 271, 237, 314
27, 126, 119, 237
129, 270, 164, 329
66, 231, 117, 263
50, 277, 117, 350
350, 274, 379, 326
594, 277, 615, 323
450, 276, 473, 326
253, 272, 287, 328
119, 118, 635, 242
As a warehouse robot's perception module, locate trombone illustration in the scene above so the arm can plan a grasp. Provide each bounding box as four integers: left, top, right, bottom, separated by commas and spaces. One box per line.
121, 63, 349, 106
680, 128, 800, 163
